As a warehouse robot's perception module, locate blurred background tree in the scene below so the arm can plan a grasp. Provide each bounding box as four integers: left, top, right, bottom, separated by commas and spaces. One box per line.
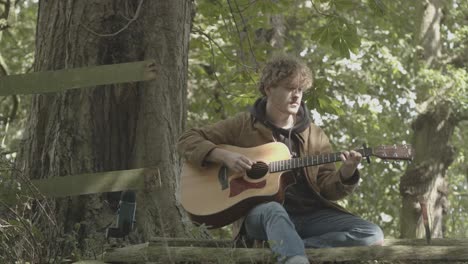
0, 0, 35, 159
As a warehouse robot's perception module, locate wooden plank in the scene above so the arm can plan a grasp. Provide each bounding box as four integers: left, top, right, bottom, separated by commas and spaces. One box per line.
151, 237, 236, 248
0, 60, 156, 96
308, 245, 468, 262
150, 237, 468, 248
72, 261, 107, 264
31, 168, 159, 197
383, 238, 468, 247
102, 243, 468, 263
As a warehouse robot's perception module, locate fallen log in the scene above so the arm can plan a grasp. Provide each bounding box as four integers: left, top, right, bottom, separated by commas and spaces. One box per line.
101, 239, 468, 263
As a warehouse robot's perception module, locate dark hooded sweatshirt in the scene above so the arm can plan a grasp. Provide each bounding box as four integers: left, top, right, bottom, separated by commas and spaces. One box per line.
250, 98, 325, 215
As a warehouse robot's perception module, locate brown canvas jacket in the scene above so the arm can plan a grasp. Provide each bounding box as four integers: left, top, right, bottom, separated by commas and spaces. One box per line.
177, 111, 360, 238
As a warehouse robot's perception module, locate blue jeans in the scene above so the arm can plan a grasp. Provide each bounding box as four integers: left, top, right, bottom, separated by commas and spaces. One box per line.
243, 202, 384, 259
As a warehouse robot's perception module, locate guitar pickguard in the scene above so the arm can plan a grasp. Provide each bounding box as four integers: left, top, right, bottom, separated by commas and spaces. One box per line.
229, 177, 266, 197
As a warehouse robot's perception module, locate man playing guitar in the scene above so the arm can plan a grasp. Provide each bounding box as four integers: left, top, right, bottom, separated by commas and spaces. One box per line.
177, 54, 384, 264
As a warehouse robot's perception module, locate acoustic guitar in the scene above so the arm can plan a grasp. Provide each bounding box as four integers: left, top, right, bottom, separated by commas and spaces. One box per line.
180, 142, 413, 229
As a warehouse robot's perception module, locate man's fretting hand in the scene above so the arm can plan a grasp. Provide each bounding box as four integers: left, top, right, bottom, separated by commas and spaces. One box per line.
339, 150, 362, 181
207, 148, 253, 173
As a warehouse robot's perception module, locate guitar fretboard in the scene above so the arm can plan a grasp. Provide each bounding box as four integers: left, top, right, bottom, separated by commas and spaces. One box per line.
269, 149, 370, 173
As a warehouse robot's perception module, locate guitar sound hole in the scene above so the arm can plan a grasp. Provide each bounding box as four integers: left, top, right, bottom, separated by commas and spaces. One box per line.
246, 162, 269, 180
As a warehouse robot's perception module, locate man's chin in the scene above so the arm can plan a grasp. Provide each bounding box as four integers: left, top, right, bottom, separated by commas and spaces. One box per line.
288, 104, 300, 111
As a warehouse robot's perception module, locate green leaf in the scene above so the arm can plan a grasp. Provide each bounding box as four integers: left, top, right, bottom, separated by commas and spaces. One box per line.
342, 24, 361, 52
331, 37, 350, 58
311, 26, 327, 41
329, 98, 345, 115
317, 97, 327, 109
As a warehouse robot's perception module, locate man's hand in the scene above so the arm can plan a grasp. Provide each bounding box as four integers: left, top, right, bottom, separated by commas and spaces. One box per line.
339, 150, 362, 181
206, 148, 253, 173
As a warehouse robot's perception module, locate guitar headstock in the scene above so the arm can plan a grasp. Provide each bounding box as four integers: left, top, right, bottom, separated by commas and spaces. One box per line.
372, 145, 414, 161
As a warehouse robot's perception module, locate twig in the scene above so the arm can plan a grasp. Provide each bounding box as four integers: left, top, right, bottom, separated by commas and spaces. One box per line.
192, 27, 254, 69
0, 199, 41, 256
202, 32, 255, 100
202, 30, 230, 97
232, 0, 259, 70
231, 0, 258, 13
227, 0, 245, 59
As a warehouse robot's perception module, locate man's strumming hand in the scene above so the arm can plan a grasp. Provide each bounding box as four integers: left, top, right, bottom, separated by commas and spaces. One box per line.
339, 150, 362, 181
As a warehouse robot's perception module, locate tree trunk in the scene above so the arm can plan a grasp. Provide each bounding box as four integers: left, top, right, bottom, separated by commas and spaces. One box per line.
399, 0, 453, 239
415, 0, 443, 66
15, 0, 192, 259
267, 14, 286, 50
400, 102, 455, 238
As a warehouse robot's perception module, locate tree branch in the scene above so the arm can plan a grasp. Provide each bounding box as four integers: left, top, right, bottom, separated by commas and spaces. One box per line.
0, 52, 9, 76
7, 94, 18, 122
439, 48, 468, 68
195, 28, 254, 100
229, 0, 259, 70
192, 27, 254, 69
226, 0, 246, 60
0, 0, 11, 19
0, 0, 11, 31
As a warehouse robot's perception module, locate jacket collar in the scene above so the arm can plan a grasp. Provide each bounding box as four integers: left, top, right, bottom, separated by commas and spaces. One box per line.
249, 97, 310, 143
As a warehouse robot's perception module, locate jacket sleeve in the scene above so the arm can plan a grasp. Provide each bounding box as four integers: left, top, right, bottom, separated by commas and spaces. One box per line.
177, 113, 247, 167
315, 129, 360, 201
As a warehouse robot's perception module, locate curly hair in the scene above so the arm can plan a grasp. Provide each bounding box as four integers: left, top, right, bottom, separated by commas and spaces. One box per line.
258, 54, 313, 96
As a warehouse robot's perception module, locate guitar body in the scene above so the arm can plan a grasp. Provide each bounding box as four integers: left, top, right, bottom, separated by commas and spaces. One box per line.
180, 141, 413, 229
180, 142, 295, 229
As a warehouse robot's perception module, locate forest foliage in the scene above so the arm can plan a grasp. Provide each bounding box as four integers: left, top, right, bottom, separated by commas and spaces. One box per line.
187, 0, 467, 239
0, 0, 467, 260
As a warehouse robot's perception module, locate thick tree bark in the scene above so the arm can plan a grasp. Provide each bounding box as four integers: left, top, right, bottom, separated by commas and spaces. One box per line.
415, 0, 443, 66
400, 102, 455, 238
15, 0, 192, 258
400, 0, 454, 239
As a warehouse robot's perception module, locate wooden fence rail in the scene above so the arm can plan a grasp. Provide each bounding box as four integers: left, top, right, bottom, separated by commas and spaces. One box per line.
0, 60, 156, 96
30, 167, 159, 197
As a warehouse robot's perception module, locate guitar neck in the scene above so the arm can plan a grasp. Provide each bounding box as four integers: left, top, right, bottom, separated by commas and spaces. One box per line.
269, 148, 370, 173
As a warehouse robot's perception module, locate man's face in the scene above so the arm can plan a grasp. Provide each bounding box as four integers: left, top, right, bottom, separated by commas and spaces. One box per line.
265, 74, 304, 115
